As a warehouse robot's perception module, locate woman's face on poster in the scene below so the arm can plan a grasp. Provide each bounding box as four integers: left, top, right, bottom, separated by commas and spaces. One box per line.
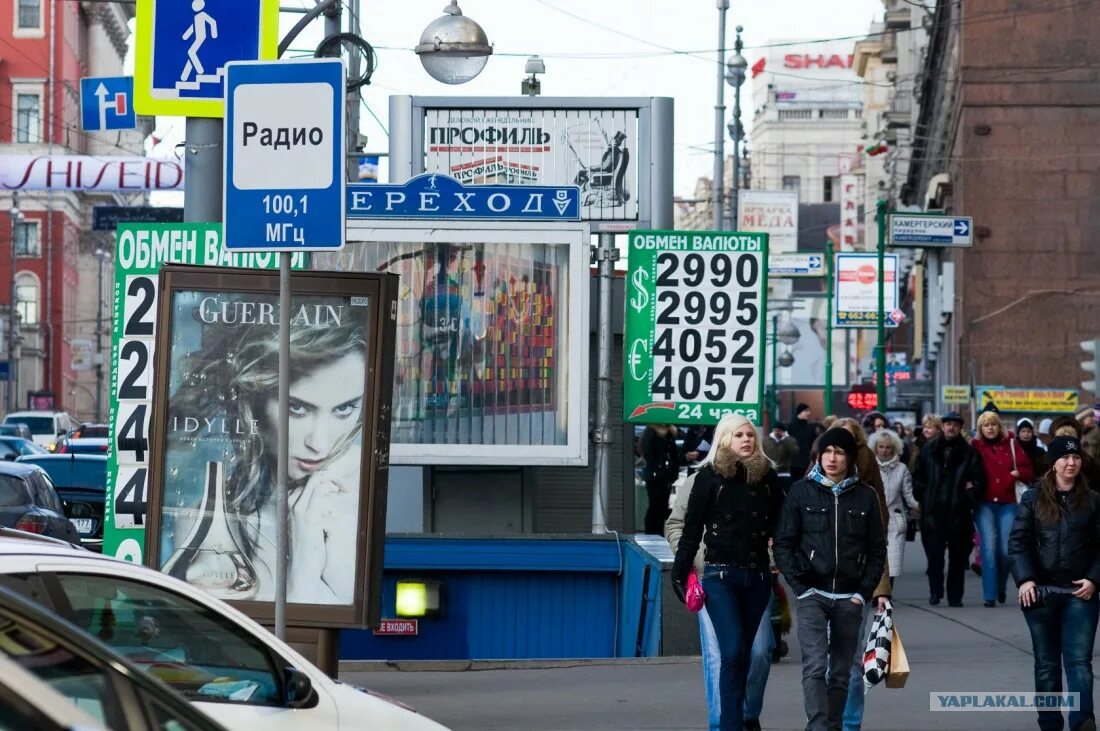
264, 352, 366, 481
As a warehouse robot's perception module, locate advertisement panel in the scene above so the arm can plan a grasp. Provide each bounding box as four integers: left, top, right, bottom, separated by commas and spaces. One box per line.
103, 224, 305, 563
0, 155, 184, 192
766, 296, 850, 388
623, 230, 768, 425
834, 253, 899, 329
977, 387, 1079, 414
752, 40, 862, 110
737, 190, 798, 254
839, 175, 860, 250
144, 267, 398, 628
315, 221, 589, 465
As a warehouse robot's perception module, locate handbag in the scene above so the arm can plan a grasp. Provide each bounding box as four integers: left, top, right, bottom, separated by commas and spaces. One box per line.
685, 570, 706, 613
861, 603, 894, 691
885, 625, 910, 688
905, 514, 918, 542
1010, 438, 1029, 502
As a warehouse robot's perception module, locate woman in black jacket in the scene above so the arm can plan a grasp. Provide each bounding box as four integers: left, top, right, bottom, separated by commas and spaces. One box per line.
1009, 436, 1100, 731
640, 424, 680, 535
671, 414, 782, 731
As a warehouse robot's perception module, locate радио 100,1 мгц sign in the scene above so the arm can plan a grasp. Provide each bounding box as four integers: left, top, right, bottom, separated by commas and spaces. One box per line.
623, 230, 768, 425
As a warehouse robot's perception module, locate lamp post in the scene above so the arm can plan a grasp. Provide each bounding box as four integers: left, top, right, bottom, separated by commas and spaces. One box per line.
7, 192, 21, 416
824, 239, 835, 415
415, 1, 494, 85
93, 248, 110, 423
875, 199, 888, 411
712, 0, 728, 230
766, 302, 800, 425
725, 26, 747, 231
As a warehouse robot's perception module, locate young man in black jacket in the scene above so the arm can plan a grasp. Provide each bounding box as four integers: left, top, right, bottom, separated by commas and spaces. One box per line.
774, 428, 888, 731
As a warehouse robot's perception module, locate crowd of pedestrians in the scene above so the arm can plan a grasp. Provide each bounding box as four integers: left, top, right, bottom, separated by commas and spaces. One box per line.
650, 402, 1100, 731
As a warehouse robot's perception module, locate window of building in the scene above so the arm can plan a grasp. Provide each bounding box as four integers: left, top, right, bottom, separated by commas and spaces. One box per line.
778, 109, 814, 121
821, 109, 851, 120
782, 176, 801, 197
14, 274, 38, 326
14, 220, 39, 257
15, 0, 42, 33
823, 176, 838, 202
15, 92, 41, 143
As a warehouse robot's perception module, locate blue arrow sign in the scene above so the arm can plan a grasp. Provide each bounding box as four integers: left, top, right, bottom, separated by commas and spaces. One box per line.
80, 76, 135, 131
346, 174, 582, 221
953, 219, 969, 236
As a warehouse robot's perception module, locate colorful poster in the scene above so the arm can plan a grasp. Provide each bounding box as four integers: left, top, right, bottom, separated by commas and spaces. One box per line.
738, 190, 798, 254
977, 387, 1079, 414
834, 252, 899, 329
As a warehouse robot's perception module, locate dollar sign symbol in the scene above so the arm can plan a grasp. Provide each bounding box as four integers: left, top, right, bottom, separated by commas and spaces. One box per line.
630, 268, 650, 313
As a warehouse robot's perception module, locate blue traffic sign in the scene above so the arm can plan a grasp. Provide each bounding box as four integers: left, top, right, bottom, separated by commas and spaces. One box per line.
80, 76, 135, 131
346, 174, 582, 221
887, 213, 973, 247
223, 59, 345, 252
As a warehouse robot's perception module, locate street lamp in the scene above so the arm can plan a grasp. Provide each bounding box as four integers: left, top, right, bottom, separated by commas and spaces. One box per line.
766, 304, 801, 424
415, 0, 493, 85
7, 193, 22, 416
521, 55, 545, 97
725, 26, 747, 229
93, 247, 111, 423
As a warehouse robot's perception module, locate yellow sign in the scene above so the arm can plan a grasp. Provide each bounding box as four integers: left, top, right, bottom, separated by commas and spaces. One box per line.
978, 387, 1079, 414
941, 385, 970, 404
134, 0, 280, 118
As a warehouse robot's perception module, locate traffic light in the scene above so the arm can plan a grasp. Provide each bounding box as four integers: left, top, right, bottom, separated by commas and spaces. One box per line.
1081, 339, 1100, 393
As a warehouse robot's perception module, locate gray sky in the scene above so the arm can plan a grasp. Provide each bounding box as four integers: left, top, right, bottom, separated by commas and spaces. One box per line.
143, 0, 884, 199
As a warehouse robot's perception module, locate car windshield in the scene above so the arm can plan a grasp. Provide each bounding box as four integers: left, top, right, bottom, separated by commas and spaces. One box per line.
4, 418, 53, 436
4, 441, 42, 456
0, 427, 24, 437
18, 460, 105, 489
76, 426, 109, 439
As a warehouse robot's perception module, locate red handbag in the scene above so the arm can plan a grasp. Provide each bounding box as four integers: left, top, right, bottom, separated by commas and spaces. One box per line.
686, 571, 706, 613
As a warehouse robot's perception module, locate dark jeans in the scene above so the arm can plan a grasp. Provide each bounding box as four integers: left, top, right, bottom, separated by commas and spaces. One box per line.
796, 593, 865, 731
701, 565, 773, 731
921, 527, 972, 603
644, 477, 673, 535
1023, 593, 1099, 731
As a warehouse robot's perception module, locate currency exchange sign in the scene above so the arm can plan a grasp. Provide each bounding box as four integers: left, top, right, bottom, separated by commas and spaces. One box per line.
623, 230, 768, 425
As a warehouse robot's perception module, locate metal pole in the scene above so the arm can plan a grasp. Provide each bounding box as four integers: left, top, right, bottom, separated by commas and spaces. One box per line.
771, 314, 778, 424
346, 0, 361, 184
183, 120, 223, 221
729, 28, 743, 230
7, 192, 16, 416
824, 240, 834, 416
875, 199, 888, 411
712, 0, 728, 230
275, 253, 290, 640
95, 252, 104, 422
591, 234, 615, 534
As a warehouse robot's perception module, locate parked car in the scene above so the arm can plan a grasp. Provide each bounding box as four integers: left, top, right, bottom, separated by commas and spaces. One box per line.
3, 411, 74, 448
0, 582, 232, 731
67, 422, 110, 440
0, 423, 34, 441
0, 539, 451, 731
56, 437, 110, 454
0, 436, 47, 460
0, 462, 79, 544
16, 454, 106, 552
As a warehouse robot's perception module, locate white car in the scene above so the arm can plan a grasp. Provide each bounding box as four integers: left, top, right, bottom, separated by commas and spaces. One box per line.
0, 536, 448, 731
4, 410, 74, 448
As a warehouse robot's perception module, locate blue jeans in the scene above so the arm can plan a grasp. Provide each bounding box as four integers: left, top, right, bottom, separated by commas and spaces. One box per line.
701, 565, 773, 731
700, 592, 776, 730
841, 603, 874, 730
976, 502, 1017, 602
1023, 593, 1099, 731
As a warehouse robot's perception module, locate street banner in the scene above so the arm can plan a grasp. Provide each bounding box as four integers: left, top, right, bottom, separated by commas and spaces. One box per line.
103, 224, 305, 563
143, 266, 398, 628
834, 252, 899, 328
839, 175, 860, 250
0, 155, 184, 192
941, 385, 971, 404
623, 230, 768, 425
977, 387, 1079, 414
738, 190, 798, 253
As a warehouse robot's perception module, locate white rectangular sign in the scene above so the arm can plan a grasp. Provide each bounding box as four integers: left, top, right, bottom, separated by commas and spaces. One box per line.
839, 175, 860, 250
768, 253, 824, 277
888, 214, 973, 247
738, 190, 798, 253
834, 253, 899, 329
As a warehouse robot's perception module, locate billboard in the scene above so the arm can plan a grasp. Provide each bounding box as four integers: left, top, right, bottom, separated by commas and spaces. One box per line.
834, 253, 900, 329
145, 266, 398, 628
765, 295, 850, 388
737, 190, 798, 254
315, 220, 589, 465
752, 41, 863, 110
390, 96, 674, 231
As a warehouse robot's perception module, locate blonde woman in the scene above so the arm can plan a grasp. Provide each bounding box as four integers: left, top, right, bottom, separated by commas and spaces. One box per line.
869, 428, 919, 584
671, 414, 782, 731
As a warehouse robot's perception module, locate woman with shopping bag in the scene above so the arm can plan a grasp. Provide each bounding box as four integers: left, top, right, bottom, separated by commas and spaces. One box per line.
1009, 436, 1100, 731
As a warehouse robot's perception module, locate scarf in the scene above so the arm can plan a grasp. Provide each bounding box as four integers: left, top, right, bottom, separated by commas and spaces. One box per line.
713, 447, 772, 484
877, 455, 899, 470
808, 463, 860, 494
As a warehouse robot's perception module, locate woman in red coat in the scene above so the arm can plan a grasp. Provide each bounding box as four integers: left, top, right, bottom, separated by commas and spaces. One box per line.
972, 410, 1033, 607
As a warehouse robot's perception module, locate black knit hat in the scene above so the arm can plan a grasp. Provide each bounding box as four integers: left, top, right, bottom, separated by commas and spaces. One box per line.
942, 411, 965, 424
1048, 435, 1083, 465
796, 403, 811, 416
817, 428, 858, 463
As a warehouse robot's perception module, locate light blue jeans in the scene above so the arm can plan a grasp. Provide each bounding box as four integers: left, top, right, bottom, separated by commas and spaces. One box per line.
841, 603, 874, 730
976, 501, 1018, 603
700, 591, 776, 729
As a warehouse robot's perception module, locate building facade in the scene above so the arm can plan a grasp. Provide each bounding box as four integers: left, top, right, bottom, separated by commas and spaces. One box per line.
0, 0, 145, 421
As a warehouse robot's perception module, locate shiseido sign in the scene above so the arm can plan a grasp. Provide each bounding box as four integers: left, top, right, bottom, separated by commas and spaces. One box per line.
0, 155, 185, 191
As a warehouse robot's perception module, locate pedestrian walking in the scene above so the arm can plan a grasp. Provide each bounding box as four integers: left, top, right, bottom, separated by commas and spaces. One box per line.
1049, 416, 1100, 492
1009, 436, 1100, 731
870, 428, 919, 585
912, 411, 986, 607
972, 410, 1034, 607
1017, 418, 1050, 482
640, 424, 680, 535
763, 422, 800, 496
911, 414, 943, 473
670, 414, 784, 731
789, 403, 821, 480
667, 448, 781, 731
774, 428, 888, 731
1038, 418, 1054, 447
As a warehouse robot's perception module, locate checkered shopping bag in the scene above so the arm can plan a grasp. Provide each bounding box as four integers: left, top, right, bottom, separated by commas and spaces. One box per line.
861, 603, 894, 692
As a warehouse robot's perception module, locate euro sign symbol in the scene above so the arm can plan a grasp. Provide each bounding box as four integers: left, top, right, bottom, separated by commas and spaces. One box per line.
630, 268, 650, 313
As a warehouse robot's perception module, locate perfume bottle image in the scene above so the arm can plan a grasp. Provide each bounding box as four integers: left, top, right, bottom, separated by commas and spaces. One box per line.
162, 461, 258, 600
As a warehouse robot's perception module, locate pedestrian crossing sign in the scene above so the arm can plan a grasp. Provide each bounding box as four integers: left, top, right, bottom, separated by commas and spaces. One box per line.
133, 0, 280, 118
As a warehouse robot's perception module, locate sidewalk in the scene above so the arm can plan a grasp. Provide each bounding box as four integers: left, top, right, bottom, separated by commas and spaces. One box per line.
344, 545, 1066, 730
